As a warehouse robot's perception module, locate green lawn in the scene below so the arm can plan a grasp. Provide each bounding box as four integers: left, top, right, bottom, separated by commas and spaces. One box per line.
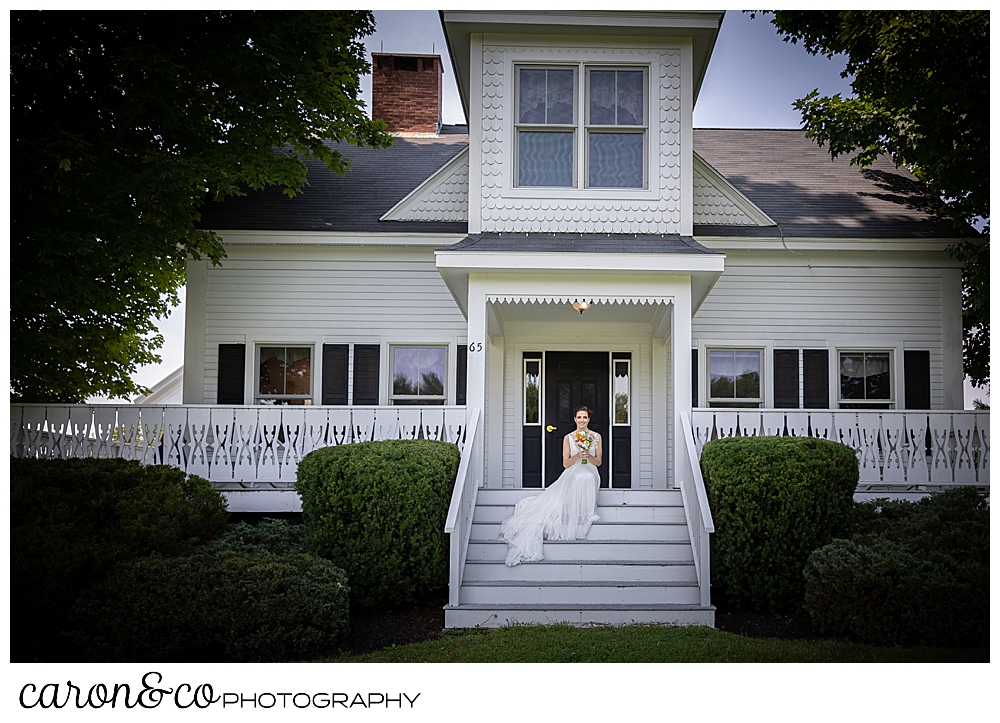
321, 624, 988, 663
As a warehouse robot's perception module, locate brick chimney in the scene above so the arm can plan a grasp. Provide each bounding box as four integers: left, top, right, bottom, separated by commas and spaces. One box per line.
371, 53, 443, 135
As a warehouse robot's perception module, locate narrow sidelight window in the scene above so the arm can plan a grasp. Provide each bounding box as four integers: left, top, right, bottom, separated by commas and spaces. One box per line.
613, 359, 631, 424
524, 359, 541, 424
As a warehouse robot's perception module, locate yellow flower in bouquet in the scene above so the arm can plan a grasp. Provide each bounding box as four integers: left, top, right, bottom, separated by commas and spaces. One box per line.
574, 430, 596, 464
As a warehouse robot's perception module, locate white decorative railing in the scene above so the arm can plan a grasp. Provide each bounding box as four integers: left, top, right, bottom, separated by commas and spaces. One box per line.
677, 411, 715, 608
691, 409, 989, 488
444, 408, 483, 608
10, 405, 470, 490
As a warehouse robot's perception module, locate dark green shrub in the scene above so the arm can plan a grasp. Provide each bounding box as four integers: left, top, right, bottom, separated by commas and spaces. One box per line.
804, 488, 989, 646
295, 439, 460, 611
11, 457, 229, 661
701, 436, 858, 612
69, 552, 349, 662
212, 518, 307, 556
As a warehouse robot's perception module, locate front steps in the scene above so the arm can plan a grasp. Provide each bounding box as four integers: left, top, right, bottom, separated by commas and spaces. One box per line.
444, 489, 715, 628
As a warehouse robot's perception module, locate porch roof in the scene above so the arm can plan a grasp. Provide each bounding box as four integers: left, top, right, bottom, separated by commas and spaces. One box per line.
441, 232, 722, 255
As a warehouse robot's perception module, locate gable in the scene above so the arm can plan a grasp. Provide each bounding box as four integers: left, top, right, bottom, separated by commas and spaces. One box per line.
381, 147, 470, 222
692, 152, 775, 227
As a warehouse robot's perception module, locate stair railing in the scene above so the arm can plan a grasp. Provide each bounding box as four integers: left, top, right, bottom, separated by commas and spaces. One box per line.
444, 407, 483, 607
677, 410, 715, 607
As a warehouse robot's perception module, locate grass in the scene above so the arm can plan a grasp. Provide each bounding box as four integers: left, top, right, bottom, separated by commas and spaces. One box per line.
321, 624, 988, 663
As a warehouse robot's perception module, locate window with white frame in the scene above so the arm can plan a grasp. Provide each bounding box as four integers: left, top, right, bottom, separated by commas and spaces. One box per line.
514, 64, 648, 189
390, 346, 447, 405
838, 351, 893, 409
708, 349, 762, 408
256, 346, 312, 405
515, 66, 577, 187
586, 67, 647, 188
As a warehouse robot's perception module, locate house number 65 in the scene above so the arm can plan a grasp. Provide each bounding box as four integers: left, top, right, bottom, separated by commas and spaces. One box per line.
469, 342, 484, 352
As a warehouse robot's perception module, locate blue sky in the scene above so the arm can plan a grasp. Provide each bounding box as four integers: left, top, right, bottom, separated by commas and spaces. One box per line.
129, 10, 987, 406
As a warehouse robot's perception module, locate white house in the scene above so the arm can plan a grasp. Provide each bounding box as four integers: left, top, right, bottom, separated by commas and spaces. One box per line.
12, 11, 987, 627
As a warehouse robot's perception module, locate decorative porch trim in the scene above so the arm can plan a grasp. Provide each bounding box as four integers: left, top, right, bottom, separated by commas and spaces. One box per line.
486, 295, 672, 306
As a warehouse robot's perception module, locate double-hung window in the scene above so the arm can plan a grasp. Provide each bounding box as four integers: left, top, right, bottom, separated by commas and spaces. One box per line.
256, 346, 312, 405
515, 67, 576, 187
839, 351, 893, 409
390, 346, 447, 405
586, 67, 647, 188
708, 349, 762, 408
515, 64, 647, 189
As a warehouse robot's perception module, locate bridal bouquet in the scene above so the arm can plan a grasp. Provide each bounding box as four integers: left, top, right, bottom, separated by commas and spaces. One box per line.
574, 430, 596, 464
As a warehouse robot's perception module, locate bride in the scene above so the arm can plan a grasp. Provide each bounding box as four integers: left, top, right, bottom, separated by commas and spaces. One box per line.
499, 406, 602, 566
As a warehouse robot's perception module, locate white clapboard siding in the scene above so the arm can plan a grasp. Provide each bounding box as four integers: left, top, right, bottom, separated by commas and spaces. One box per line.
693, 256, 951, 409
198, 245, 467, 403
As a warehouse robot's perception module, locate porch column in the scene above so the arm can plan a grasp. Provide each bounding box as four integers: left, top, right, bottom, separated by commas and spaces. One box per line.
466, 277, 488, 488
672, 279, 693, 488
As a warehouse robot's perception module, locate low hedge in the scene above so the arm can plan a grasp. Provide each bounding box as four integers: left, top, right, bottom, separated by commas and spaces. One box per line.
701, 435, 858, 612
296, 439, 460, 611
70, 551, 350, 662
11, 457, 229, 661
804, 488, 989, 646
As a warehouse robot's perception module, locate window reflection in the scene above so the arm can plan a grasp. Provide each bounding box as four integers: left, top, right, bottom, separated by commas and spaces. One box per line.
614, 360, 630, 425
840, 352, 891, 402
709, 349, 761, 407
524, 360, 540, 424
391, 347, 446, 403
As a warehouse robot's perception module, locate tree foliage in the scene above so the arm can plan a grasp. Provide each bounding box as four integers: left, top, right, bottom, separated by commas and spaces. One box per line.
758, 10, 989, 386
11, 11, 392, 402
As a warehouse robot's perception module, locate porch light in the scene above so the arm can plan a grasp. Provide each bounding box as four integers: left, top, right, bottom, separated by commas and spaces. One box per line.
572, 299, 592, 314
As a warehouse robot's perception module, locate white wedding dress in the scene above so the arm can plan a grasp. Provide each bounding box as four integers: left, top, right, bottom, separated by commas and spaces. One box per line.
499, 432, 601, 566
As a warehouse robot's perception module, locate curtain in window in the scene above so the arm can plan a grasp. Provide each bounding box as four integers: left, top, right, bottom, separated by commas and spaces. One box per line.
518, 131, 574, 187
589, 132, 643, 187
840, 352, 890, 400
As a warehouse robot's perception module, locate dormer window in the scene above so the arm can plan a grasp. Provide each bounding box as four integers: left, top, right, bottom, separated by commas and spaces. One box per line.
514, 64, 648, 190
515, 67, 577, 187
586, 68, 647, 188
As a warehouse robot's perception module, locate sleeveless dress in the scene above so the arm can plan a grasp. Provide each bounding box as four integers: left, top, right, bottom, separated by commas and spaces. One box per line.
499, 432, 601, 566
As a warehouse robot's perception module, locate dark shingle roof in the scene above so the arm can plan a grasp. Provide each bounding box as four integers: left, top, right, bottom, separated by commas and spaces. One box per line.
198, 127, 960, 240
197, 129, 469, 234
442, 232, 720, 254
693, 128, 959, 239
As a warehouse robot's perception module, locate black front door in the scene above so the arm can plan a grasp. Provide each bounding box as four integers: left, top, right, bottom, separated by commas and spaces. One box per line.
543, 352, 609, 488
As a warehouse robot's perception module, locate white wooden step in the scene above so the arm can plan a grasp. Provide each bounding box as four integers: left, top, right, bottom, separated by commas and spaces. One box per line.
476, 489, 681, 507
444, 603, 715, 628
470, 520, 689, 543
465, 539, 693, 563
458, 580, 701, 605
473, 503, 686, 524
462, 560, 698, 583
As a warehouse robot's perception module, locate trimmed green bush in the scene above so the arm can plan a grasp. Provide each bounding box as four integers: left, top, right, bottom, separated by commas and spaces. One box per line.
212, 518, 308, 556
701, 436, 858, 612
70, 552, 349, 662
804, 488, 989, 646
11, 457, 229, 661
295, 439, 460, 611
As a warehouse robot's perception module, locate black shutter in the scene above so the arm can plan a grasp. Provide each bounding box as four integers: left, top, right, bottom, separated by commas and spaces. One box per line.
321, 344, 349, 405
456, 344, 468, 405
773, 349, 800, 408
217, 344, 246, 405
692, 349, 699, 407
352, 344, 380, 405
904, 350, 931, 409
803, 349, 830, 409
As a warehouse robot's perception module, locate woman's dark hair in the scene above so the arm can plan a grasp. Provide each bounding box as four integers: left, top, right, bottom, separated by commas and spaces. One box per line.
573, 406, 592, 418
